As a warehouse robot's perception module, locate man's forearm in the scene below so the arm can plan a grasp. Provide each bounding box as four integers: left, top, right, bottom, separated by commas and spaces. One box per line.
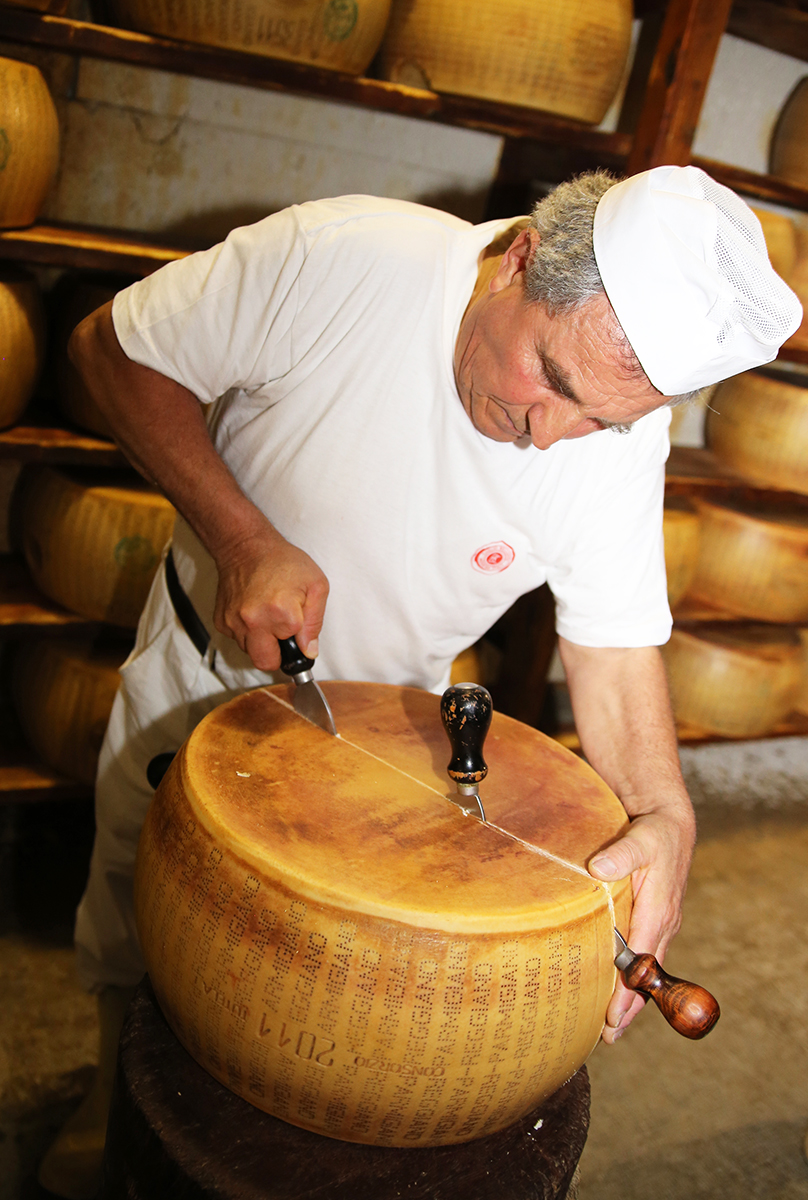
557, 639, 692, 821
557, 637, 696, 1039
69, 301, 276, 567
69, 302, 330, 667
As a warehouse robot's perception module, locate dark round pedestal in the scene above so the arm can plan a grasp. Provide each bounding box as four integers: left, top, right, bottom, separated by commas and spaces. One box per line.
101, 977, 589, 1200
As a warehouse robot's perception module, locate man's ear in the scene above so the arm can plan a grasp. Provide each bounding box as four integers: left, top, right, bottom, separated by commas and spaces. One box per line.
490, 227, 539, 293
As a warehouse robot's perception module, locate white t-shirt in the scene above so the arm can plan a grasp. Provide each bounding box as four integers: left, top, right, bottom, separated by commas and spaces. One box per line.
112, 196, 672, 694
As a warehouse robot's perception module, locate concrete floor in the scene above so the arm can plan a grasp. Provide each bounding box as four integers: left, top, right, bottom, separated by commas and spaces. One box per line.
1, 788, 807, 1199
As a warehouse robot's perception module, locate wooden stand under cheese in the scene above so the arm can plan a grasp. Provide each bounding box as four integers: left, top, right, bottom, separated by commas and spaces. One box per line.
135, 682, 631, 1147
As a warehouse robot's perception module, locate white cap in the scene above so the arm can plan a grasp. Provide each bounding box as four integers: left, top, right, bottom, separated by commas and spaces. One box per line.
592, 165, 803, 395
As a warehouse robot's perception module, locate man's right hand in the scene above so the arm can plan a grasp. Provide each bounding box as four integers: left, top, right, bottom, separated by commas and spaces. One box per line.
213, 525, 330, 671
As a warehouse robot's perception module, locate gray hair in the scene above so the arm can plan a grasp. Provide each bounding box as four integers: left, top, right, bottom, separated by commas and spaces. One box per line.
525, 171, 700, 410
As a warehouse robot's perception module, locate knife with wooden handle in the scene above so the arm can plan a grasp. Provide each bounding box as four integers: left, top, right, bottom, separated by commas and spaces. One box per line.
278, 637, 337, 735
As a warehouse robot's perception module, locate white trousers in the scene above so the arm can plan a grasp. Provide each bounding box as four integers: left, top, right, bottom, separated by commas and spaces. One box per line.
74, 564, 271, 992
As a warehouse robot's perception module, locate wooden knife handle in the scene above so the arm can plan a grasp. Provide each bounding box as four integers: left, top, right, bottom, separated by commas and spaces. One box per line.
621, 953, 721, 1039
440, 684, 492, 787
278, 636, 314, 677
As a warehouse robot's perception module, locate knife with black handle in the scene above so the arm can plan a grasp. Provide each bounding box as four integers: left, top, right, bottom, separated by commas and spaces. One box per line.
278, 636, 337, 735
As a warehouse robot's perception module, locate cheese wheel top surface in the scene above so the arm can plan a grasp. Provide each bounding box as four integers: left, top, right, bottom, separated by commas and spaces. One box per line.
180, 683, 628, 933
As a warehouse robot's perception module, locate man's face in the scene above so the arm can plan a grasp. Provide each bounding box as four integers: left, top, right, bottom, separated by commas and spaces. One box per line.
454, 228, 667, 450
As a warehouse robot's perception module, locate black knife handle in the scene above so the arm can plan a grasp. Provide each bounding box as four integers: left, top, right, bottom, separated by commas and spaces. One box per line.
279, 636, 315, 678
440, 683, 492, 786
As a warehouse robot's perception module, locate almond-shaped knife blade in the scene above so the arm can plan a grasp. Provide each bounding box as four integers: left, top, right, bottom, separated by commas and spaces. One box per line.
278, 637, 337, 735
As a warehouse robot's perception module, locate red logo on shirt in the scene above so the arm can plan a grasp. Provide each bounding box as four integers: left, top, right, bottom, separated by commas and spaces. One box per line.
472, 542, 515, 573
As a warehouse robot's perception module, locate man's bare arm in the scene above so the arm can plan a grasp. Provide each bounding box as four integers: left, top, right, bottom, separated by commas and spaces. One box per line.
557, 638, 696, 1044
69, 302, 329, 667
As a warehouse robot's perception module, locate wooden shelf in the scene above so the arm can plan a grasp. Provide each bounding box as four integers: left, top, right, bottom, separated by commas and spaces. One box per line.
0, 220, 192, 274
0, 9, 631, 151
0, 742, 92, 803
553, 710, 808, 752
729, 0, 808, 67
665, 446, 748, 489
0, 414, 126, 465
691, 157, 808, 214
0, 556, 103, 630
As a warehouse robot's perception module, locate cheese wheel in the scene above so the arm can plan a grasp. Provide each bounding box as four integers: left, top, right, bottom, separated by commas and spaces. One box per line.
794, 628, 808, 716
750, 207, 797, 281
12, 638, 126, 785
18, 466, 175, 628
687, 495, 808, 622
0, 56, 60, 229
706, 368, 808, 496
107, 0, 392, 75
53, 275, 128, 438
662, 625, 802, 738
771, 78, 808, 189
663, 498, 700, 608
135, 682, 631, 1147
378, 0, 632, 123
0, 267, 45, 430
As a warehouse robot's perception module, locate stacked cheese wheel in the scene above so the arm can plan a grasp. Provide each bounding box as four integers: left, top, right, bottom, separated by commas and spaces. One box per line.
707, 368, 808, 497
136, 682, 631, 1147
378, 0, 632, 122
771, 79, 808, 190
0, 267, 45, 430
12, 638, 127, 786
663, 625, 802, 739
0, 56, 60, 229
106, 0, 392, 74
662, 498, 700, 608
52, 275, 133, 438
687, 495, 808, 623
18, 466, 175, 628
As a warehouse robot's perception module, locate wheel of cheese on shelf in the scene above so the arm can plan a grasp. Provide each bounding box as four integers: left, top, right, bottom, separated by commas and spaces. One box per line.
687, 495, 808, 623
135, 682, 631, 1147
53, 275, 132, 438
662, 625, 802, 738
106, 0, 392, 75
750, 206, 797, 281
18, 466, 175, 628
794, 628, 808, 716
0, 56, 60, 229
12, 637, 127, 786
377, 0, 632, 122
663, 498, 700, 608
0, 267, 45, 430
771, 77, 808, 189
707, 368, 808, 496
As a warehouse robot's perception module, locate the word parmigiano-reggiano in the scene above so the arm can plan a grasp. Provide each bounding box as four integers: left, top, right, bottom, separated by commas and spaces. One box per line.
135, 682, 631, 1148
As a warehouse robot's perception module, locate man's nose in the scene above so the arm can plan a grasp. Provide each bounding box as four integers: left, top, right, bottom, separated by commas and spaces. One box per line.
526, 401, 587, 450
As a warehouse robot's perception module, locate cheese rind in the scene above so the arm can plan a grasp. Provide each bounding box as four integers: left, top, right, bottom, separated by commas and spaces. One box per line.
135, 682, 631, 1146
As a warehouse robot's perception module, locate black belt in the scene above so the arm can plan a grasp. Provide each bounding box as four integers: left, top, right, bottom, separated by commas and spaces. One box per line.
164, 548, 211, 657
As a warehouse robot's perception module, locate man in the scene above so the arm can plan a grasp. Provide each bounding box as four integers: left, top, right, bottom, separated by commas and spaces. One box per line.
40, 165, 801, 1198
